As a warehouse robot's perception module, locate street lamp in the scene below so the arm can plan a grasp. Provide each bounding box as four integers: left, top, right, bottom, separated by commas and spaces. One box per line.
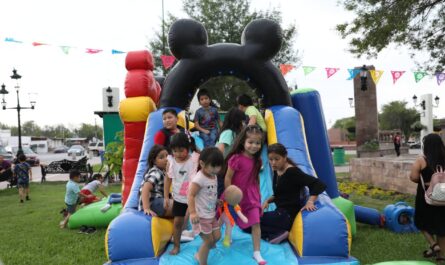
106, 86, 113, 107
434, 96, 440, 107
348, 97, 354, 108
0, 69, 36, 156
360, 65, 368, 91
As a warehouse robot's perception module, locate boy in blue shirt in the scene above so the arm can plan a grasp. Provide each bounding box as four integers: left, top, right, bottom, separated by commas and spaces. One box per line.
60, 169, 92, 228
194, 89, 222, 147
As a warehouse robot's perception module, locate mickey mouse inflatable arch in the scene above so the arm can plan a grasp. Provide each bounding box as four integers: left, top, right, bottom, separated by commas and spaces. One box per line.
106, 19, 358, 265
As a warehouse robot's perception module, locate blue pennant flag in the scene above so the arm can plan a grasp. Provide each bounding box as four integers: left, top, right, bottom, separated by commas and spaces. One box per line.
4, 37, 23, 43
111, 49, 126, 54
347, 69, 361, 80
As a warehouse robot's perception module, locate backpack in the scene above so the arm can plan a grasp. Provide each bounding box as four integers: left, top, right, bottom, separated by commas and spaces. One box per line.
420, 165, 445, 206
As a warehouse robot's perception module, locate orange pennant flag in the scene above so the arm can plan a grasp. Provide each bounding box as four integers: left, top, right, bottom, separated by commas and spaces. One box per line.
280, 64, 295, 76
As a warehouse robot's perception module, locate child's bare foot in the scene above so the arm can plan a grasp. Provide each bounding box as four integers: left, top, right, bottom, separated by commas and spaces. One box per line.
169, 247, 180, 255
59, 221, 66, 229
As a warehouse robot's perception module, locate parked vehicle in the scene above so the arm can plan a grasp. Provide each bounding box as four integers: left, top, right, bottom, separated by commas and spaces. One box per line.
68, 145, 86, 156
88, 141, 104, 156
53, 145, 69, 153
408, 142, 421, 149
0, 145, 13, 162
10, 146, 40, 166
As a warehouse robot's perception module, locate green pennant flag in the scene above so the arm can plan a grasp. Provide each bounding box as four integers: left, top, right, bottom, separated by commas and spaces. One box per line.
414, 71, 427, 83
60, 46, 71, 54
303, 66, 316, 76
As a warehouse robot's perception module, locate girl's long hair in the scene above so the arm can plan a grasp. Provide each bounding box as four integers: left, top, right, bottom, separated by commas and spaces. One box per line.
147, 144, 168, 168
224, 125, 263, 182
267, 143, 298, 167
422, 134, 445, 169
220, 107, 246, 138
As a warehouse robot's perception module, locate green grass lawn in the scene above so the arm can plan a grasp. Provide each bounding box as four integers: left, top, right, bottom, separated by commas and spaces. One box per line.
0, 181, 432, 265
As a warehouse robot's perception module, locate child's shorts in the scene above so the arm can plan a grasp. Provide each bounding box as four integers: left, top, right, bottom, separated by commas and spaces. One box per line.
17, 180, 29, 188
193, 217, 219, 235
66, 203, 77, 214
80, 189, 98, 204
172, 200, 188, 217
150, 197, 166, 216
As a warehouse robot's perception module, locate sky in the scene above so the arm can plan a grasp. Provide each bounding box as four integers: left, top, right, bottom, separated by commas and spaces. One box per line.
0, 0, 443, 130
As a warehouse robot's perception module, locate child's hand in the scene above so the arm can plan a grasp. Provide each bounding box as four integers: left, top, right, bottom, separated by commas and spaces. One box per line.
144, 208, 157, 217
202, 129, 210, 134
190, 212, 199, 224
163, 198, 169, 209
261, 201, 269, 213
217, 199, 224, 207
302, 200, 317, 211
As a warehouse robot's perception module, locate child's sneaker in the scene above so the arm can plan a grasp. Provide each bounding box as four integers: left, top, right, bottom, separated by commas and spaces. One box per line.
85, 227, 96, 234
78, 226, 88, 234
26, 196, 30, 201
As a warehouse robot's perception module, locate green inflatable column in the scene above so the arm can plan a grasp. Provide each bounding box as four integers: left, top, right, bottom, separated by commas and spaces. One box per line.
332, 196, 356, 237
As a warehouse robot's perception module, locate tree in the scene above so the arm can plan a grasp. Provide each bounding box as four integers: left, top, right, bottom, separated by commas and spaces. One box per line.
379, 101, 419, 141
337, 0, 445, 72
76, 123, 103, 140
333, 116, 356, 141
148, 0, 300, 110
21, 121, 42, 136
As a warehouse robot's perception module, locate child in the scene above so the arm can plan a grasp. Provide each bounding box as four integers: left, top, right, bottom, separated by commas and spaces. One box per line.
14, 154, 32, 203
262, 143, 326, 243
60, 170, 93, 228
224, 125, 266, 264
79, 173, 108, 205
237, 94, 267, 132
154, 108, 184, 148
164, 133, 200, 255
188, 147, 224, 265
216, 107, 246, 158
138, 144, 173, 217
194, 89, 222, 147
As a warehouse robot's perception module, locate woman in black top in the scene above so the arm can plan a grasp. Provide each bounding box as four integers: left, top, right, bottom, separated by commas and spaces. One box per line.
410, 134, 445, 262
260, 143, 326, 243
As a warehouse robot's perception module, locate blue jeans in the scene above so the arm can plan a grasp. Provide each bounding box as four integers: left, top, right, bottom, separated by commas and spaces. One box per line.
200, 128, 218, 148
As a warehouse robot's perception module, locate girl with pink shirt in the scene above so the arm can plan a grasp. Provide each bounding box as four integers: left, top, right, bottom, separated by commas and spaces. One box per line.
224, 125, 266, 265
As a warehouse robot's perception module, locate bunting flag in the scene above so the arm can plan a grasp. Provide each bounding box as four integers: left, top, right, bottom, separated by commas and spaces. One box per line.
85, 48, 103, 54
391, 71, 405, 84
60, 46, 71, 54
160, 55, 176, 69
111, 49, 126, 54
32, 42, 47, 46
436, 72, 445, 86
370, 70, 384, 84
325, 67, 340, 78
347, 69, 361, 80
279, 64, 295, 76
4, 37, 23, 43
414, 71, 428, 83
303, 66, 316, 76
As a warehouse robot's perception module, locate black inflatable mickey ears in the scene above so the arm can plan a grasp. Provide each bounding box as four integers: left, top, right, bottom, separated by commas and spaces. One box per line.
241, 19, 283, 60
159, 18, 292, 109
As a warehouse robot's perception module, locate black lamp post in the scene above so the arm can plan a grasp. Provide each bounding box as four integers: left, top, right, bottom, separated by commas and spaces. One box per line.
360, 65, 368, 91
106, 86, 113, 107
0, 69, 36, 156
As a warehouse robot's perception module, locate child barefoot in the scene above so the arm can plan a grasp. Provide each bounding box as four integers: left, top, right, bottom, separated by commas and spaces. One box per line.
224, 125, 266, 264
188, 147, 224, 265
164, 133, 199, 255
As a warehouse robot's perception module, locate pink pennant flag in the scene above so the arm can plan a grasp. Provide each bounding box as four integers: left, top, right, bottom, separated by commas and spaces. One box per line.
325, 67, 340, 78
85, 48, 103, 54
161, 55, 176, 69
391, 71, 405, 84
32, 42, 47, 46
280, 64, 295, 76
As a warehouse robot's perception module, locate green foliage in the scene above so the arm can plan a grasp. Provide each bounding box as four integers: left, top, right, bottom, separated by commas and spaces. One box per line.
410, 120, 427, 132
104, 131, 124, 175
337, 0, 445, 72
333, 116, 356, 141
362, 139, 380, 151
148, 0, 300, 110
1, 122, 100, 140
379, 101, 419, 141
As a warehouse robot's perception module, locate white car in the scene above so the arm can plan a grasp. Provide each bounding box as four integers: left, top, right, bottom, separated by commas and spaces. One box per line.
87, 141, 104, 156
67, 145, 86, 156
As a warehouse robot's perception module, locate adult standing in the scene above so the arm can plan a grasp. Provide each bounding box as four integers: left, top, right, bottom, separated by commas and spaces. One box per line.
410, 134, 445, 262
261, 143, 326, 243
0, 155, 12, 182
393, 132, 402, 157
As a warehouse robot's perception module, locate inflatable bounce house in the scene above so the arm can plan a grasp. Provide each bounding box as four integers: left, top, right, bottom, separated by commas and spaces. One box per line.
105, 19, 359, 265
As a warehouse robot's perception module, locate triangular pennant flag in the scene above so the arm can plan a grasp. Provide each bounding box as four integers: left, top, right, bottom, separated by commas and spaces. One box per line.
436, 72, 445, 86
302, 66, 316, 76
369, 70, 384, 84
32, 42, 47, 46
391, 71, 405, 84
111, 49, 126, 54
4, 37, 23, 43
347, 69, 361, 80
414, 71, 427, 83
160, 55, 176, 69
279, 64, 295, 76
86, 48, 102, 54
60, 46, 71, 54
325, 67, 340, 78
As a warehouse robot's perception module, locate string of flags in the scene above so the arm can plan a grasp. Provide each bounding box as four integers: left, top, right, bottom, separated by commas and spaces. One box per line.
280, 64, 445, 86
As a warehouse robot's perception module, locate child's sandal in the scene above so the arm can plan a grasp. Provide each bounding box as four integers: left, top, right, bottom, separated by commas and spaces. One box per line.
423, 243, 440, 258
